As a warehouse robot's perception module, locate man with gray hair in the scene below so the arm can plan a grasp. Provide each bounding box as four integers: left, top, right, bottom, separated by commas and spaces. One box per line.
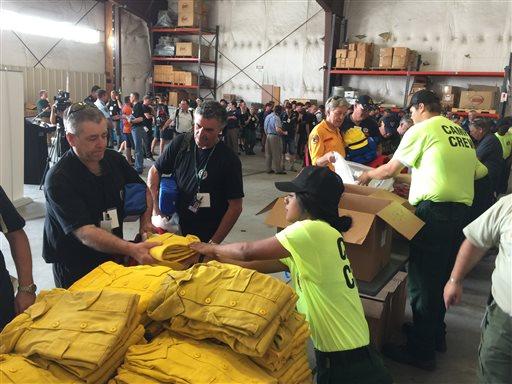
43, 102, 158, 288
308, 95, 350, 171
148, 100, 244, 244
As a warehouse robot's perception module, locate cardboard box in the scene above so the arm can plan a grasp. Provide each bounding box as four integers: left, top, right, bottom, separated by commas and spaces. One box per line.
379, 55, 393, 68
175, 42, 209, 59
379, 47, 393, 57
260, 190, 423, 282
391, 47, 411, 69
361, 271, 408, 350
355, 53, 372, 69
262, 84, 281, 104
459, 90, 496, 110
348, 50, 357, 59
348, 43, 356, 51
336, 49, 348, 58
168, 91, 189, 107
222, 93, 237, 101
182, 71, 198, 86
335, 58, 346, 68
178, 0, 207, 27
356, 42, 373, 56
153, 65, 174, 83
346, 57, 356, 68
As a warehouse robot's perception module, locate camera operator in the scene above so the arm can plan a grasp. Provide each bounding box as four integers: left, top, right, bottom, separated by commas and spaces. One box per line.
50, 94, 71, 156
94, 89, 115, 148
43, 103, 158, 288
36, 90, 51, 119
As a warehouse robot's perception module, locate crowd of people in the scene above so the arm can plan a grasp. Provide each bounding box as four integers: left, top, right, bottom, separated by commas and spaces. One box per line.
2, 86, 510, 384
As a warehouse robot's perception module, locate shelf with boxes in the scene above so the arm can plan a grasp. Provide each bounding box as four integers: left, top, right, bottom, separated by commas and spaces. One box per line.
151, 0, 219, 105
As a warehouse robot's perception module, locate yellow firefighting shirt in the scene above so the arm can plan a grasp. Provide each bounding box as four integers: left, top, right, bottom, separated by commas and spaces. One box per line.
392, 115, 488, 206
277, 220, 369, 352
495, 131, 512, 159
308, 120, 345, 171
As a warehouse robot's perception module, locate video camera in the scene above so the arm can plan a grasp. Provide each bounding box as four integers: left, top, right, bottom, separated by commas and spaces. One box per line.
54, 90, 71, 112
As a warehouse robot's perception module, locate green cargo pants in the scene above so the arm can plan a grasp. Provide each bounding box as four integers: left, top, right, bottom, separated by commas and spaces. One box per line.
407, 200, 469, 360
478, 301, 512, 384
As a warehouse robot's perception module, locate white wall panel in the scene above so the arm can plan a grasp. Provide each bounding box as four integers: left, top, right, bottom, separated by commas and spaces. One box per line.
207, 0, 325, 103
120, 9, 152, 97
1, 65, 105, 105
342, 0, 511, 106
0, 0, 105, 73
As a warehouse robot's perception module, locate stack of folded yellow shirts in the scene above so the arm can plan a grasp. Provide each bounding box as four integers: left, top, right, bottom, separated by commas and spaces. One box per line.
147, 261, 298, 357
0, 354, 81, 384
0, 289, 146, 384
69, 261, 172, 324
145, 232, 200, 269
110, 330, 277, 384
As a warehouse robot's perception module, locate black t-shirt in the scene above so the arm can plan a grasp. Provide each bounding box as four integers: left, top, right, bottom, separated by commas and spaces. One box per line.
0, 186, 25, 272
246, 114, 258, 130
300, 112, 316, 136
43, 149, 144, 275
106, 99, 121, 117
83, 95, 96, 106
132, 102, 153, 128
239, 109, 249, 128
341, 113, 380, 138
226, 110, 240, 130
281, 111, 298, 139
155, 134, 244, 242
476, 133, 504, 192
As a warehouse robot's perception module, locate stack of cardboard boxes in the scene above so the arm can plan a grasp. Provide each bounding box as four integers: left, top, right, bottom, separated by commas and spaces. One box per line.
177, 0, 207, 27
153, 65, 198, 86
260, 183, 424, 349
457, 85, 499, 111
167, 90, 189, 107
335, 43, 374, 69
379, 47, 416, 69
175, 42, 209, 59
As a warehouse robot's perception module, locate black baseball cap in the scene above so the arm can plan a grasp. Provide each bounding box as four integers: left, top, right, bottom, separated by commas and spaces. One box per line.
275, 166, 344, 209
356, 95, 376, 110
406, 89, 439, 110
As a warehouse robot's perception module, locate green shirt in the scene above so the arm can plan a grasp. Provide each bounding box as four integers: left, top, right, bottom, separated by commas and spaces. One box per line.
393, 115, 488, 206
277, 220, 369, 352
495, 132, 512, 159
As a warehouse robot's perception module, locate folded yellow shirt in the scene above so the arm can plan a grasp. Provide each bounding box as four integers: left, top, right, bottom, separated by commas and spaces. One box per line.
0, 289, 140, 378
148, 261, 297, 341
69, 261, 171, 323
146, 233, 200, 269
0, 354, 81, 384
111, 330, 277, 384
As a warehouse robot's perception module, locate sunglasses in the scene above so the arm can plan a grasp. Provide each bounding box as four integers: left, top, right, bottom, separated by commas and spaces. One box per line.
66, 102, 89, 116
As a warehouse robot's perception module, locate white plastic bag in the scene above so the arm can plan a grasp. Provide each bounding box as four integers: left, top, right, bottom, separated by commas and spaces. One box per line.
151, 214, 180, 234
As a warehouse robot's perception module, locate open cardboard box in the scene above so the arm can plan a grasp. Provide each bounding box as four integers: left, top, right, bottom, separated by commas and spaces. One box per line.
361, 271, 408, 350
259, 189, 423, 282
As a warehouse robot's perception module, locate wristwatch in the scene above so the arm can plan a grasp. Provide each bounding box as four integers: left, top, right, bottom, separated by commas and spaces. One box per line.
18, 283, 37, 294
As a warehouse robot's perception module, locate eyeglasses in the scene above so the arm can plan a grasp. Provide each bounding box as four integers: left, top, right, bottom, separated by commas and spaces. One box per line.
66, 102, 89, 117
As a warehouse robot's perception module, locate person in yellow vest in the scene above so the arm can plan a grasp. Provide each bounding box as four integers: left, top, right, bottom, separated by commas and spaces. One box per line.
308, 96, 349, 171
358, 90, 488, 371
494, 117, 512, 193
191, 167, 392, 384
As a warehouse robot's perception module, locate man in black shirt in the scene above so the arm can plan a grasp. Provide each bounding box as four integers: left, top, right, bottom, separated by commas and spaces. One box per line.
225, 100, 241, 154
0, 186, 36, 330
281, 103, 298, 171
130, 92, 155, 173
106, 90, 123, 147
43, 103, 157, 288
83, 85, 100, 106
148, 100, 244, 243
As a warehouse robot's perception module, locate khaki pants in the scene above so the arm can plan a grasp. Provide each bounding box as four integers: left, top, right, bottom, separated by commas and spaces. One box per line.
265, 134, 283, 172
225, 128, 239, 154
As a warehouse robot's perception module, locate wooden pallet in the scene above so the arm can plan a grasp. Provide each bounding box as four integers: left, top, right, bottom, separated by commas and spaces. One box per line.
451, 108, 497, 114
370, 67, 409, 71
333, 67, 372, 70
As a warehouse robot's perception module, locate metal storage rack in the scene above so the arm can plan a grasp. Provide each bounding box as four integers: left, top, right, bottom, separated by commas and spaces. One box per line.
151, 24, 219, 99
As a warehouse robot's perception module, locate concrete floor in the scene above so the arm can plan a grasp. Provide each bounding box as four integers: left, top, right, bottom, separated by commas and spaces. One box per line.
1, 147, 492, 384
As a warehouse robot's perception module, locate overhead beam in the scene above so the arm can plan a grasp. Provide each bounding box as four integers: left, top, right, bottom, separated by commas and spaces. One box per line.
316, 0, 343, 15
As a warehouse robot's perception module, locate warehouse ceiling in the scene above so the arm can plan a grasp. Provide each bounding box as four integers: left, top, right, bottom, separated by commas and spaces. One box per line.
96, 0, 167, 23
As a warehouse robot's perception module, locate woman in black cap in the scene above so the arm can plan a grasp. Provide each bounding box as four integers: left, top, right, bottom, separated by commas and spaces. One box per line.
191, 166, 392, 384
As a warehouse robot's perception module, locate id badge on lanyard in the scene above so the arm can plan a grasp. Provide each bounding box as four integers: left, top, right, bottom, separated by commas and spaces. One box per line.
188, 144, 216, 213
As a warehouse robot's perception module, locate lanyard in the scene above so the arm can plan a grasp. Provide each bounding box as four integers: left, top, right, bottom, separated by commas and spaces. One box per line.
193, 143, 217, 192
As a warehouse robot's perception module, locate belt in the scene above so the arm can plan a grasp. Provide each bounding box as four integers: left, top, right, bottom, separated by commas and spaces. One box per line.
266, 133, 277, 136
315, 346, 370, 367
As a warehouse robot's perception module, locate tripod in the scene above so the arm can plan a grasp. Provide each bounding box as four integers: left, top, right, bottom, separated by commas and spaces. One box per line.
39, 125, 64, 190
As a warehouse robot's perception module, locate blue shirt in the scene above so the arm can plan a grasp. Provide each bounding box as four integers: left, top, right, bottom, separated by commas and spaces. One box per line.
264, 113, 281, 135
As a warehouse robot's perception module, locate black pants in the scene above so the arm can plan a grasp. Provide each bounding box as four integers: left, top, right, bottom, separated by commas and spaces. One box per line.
407, 200, 470, 360
0, 263, 15, 330
315, 346, 392, 384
